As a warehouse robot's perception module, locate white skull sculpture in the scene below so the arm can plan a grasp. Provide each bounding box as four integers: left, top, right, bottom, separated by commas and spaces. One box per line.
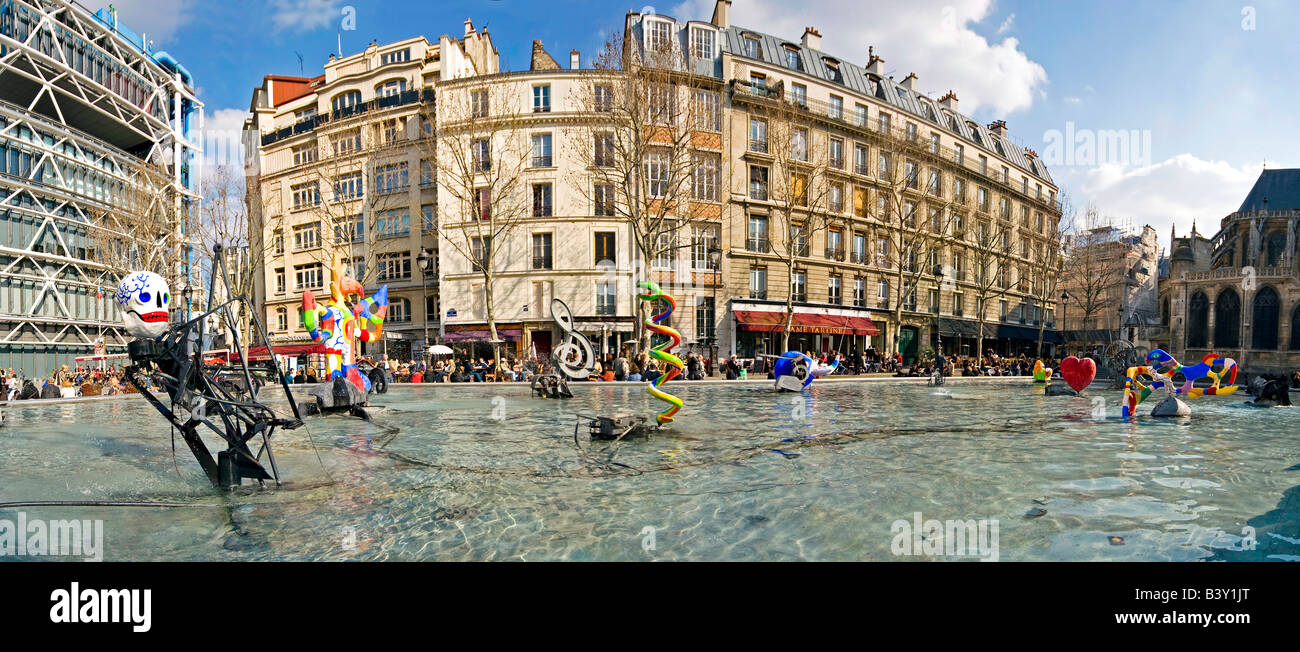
115, 271, 172, 339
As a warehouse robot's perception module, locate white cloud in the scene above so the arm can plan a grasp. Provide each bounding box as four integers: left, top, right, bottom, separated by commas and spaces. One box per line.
1072, 154, 1260, 250
265, 0, 345, 33
94, 0, 198, 44
1062, 96, 1082, 105
671, 0, 1048, 116
197, 107, 251, 171
997, 13, 1015, 35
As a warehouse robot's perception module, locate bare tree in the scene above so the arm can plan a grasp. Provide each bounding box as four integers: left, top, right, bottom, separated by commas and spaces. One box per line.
1060, 203, 1125, 351
967, 208, 1018, 367
196, 165, 257, 343
1030, 190, 1073, 357
89, 160, 189, 288
871, 128, 967, 357
566, 30, 711, 352
436, 79, 532, 375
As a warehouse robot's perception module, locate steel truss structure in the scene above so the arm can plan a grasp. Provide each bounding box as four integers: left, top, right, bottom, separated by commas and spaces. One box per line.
0, 0, 202, 377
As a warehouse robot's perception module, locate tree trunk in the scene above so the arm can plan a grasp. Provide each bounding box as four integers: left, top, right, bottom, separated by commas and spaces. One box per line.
781, 262, 795, 352
891, 266, 905, 356
976, 312, 985, 369
485, 270, 500, 381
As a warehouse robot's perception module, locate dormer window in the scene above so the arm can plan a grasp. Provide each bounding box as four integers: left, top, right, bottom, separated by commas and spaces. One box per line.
380, 49, 410, 65
743, 36, 762, 60
823, 57, 842, 83
689, 26, 716, 59
645, 18, 673, 53
783, 45, 802, 71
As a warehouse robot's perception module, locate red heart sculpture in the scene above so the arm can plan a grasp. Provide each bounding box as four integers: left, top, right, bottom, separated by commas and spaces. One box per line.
1059, 356, 1096, 393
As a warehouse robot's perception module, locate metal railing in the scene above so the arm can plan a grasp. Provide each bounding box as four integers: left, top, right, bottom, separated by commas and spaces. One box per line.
261, 89, 435, 146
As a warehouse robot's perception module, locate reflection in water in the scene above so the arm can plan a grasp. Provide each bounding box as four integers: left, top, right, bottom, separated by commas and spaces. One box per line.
0, 382, 1296, 561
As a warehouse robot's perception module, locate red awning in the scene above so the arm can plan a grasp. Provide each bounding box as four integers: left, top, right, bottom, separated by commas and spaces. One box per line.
734, 310, 879, 336
235, 343, 325, 361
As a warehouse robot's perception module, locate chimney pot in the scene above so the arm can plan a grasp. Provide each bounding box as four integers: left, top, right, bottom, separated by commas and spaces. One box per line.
570, 49, 580, 69
801, 26, 822, 51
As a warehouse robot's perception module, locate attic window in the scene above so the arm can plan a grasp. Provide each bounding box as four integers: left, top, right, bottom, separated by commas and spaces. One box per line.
896, 88, 909, 102
743, 35, 762, 60
994, 140, 1005, 156
783, 45, 803, 71
822, 57, 842, 82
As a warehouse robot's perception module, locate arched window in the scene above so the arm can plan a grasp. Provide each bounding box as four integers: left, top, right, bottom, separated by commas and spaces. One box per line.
331, 90, 362, 114
1187, 291, 1208, 348
1290, 304, 1300, 351
1160, 297, 1170, 326
1251, 286, 1279, 350
1265, 232, 1286, 267
1214, 288, 1240, 348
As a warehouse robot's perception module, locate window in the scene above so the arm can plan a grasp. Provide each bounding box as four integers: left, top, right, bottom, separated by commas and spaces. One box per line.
929, 133, 940, 154
749, 118, 768, 152
294, 263, 323, 290
693, 153, 720, 201
594, 84, 613, 112
693, 89, 721, 131
474, 187, 492, 220
930, 288, 940, 314
596, 280, 617, 315
829, 137, 844, 169
533, 84, 551, 113
876, 237, 889, 266
375, 208, 411, 238
470, 236, 491, 273
792, 173, 809, 206
828, 182, 844, 213
749, 165, 769, 200
647, 84, 673, 125
954, 144, 964, 166
331, 90, 361, 114
376, 162, 409, 194
691, 226, 720, 269
852, 232, 867, 263
791, 225, 808, 256
878, 152, 892, 179
531, 133, 553, 167
275, 307, 287, 332
855, 103, 868, 127
646, 19, 672, 53
747, 215, 769, 252
375, 79, 406, 97
978, 187, 989, 212
594, 183, 615, 216
791, 127, 808, 161
696, 296, 716, 339
644, 150, 669, 197
999, 300, 1008, 321
978, 154, 988, 175
690, 27, 715, 59
294, 106, 316, 123
828, 275, 843, 304
471, 89, 489, 117
853, 278, 866, 307
953, 178, 966, 202
594, 132, 615, 166
421, 159, 436, 188
273, 232, 284, 255
784, 47, 802, 71
827, 228, 843, 258
421, 205, 436, 233
854, 143, 869, 175
829, 95, 843, 120
532, 233, 553, 270
999, 196, 1010, 219
877, 279, 889, 305
654, 231, 677, 269
291, 182, 320, 209
744, 37, 761, 60
928, 169, 941, 195
472, 138, 491, 171
274, 268, 285, 294
953, 292, 964, 316
878, 112, 891, 133
381, 48, 410, 65
292, 143, 317, 166
904, 160, 918, 188
532, 183, 553, 217
375, 252, 412, 281
906, 122, 917, 141
333, 172, 363, 201
594, 232, 616, 265
1002, 165, 1010, 183
292, 222, 320, 250
749, 267, 767, 299
332, 129, 361, 155
379, 118, 400, 144
790, 83, 807, 107
387, 298, 411, 322
792, 271, 807, 302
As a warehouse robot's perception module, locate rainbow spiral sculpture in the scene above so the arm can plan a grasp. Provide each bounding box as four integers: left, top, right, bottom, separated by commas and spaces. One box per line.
637, 282, 685, 425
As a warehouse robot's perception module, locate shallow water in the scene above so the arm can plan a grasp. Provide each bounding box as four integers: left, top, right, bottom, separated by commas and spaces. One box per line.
2, 380, 1298, 561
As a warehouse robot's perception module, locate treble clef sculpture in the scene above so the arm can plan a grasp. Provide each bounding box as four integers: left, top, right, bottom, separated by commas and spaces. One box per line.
550, 298, 595, 379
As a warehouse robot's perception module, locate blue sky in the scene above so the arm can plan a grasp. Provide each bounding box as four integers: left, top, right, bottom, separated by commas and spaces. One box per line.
108, 0, 1299, 250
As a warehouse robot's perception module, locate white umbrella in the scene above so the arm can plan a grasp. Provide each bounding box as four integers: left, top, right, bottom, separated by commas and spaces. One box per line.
428, 344, 454, 356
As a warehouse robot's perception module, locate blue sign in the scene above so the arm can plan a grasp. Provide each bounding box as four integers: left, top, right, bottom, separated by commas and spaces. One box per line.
446, 309, 457, 317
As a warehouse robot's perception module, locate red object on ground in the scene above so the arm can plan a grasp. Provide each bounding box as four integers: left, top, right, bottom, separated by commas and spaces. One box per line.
1060, 356, 1096, 393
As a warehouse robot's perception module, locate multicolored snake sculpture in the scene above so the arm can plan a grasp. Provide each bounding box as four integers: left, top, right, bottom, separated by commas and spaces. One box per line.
637, 282, 684, 425
1122, 349, 1239, 418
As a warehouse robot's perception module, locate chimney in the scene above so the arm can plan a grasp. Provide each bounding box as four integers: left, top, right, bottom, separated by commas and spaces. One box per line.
570, 49, 580, 70
988, 120, 1007, 137
938, 90, 958, 112
464, 18, 475, 37
801, 26, 821, 51
900, 72, 918, 91
865, 46, 884, 75
711, 0, 732, 28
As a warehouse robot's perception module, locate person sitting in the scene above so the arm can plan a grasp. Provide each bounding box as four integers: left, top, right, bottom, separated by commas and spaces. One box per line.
293, 369, 306, 384
305, 367, 319, 384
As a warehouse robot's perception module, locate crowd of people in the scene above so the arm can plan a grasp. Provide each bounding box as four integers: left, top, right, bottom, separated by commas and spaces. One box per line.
3, 364, 130, 401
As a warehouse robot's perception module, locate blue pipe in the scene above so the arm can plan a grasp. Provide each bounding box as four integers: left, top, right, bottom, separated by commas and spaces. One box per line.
152, 51, 192, 87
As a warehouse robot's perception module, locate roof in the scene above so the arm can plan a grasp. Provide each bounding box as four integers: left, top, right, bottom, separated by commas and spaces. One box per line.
1237, 168, 1300, 213
721, 25, 1054, 184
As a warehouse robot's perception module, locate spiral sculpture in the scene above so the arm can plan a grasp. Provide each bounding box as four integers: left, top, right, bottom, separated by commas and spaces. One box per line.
637, 282, 684, 425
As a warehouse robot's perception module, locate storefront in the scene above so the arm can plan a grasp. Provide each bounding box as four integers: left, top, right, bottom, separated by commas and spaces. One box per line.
931, 318, 1062, 359
731, 302, 879, 358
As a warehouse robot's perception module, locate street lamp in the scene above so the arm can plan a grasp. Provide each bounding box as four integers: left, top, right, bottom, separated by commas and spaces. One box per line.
1060, 289, 1069, 356
417, 248, 433, 363
708, 243, 722, 376
933, 264, 944, 378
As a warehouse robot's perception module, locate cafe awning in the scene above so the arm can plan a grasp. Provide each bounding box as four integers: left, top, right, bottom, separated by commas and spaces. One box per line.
442, 328, 522, 343
734, 310, 878, 336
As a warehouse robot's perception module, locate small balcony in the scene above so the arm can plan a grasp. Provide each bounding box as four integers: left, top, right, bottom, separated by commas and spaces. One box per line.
825, 247, 845, 261
746, 238, 770, 253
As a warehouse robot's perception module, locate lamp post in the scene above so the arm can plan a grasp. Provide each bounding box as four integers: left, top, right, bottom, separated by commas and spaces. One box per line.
417, 248, 433, 363
933, 265, 944, 378
708, 244, 722, 376
1060, 289, 1069, 357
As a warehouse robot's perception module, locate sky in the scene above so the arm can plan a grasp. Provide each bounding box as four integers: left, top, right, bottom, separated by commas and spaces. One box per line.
105, 0, 1300, 252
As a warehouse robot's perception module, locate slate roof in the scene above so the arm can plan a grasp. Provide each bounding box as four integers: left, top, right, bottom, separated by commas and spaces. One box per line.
720, 24, 1054, 184
1237, 168, 1300, 213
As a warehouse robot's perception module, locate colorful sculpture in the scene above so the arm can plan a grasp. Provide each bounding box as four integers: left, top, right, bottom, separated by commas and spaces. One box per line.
1032, 359, 1051, 383
1059, 356, 1097, 393
1121, 349, 1240, 418
115, 271, 172, 339
301, 265, 388, 392
773, 351, 816, 391
637, 282, 684, 425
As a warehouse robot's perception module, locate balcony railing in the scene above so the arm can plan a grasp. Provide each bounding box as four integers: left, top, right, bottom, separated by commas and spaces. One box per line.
747, 238, 770, 253
750, 290, 768, 300
825, 247, 844, 261
748, 138, 768, 153
851, 251, 868, 264
260, 89, 435, 146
